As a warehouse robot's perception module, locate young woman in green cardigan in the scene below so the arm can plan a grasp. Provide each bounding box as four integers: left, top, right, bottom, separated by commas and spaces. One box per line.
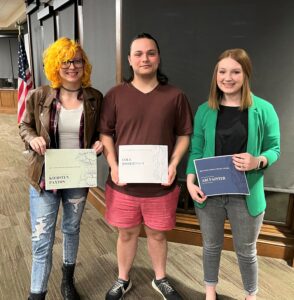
186, 48, 280, 300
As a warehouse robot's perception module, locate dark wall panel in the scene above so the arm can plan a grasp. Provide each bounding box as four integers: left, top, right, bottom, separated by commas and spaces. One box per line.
40, 16, 56, 86
83, 0, 116, 189
122, 0, 294, 192
43, 16, 55, 52
83, 0, 116, 94
10, 38, 18, 79
30, 10, 43, 88
0, 38, 18, 79
58, 3, 75, 39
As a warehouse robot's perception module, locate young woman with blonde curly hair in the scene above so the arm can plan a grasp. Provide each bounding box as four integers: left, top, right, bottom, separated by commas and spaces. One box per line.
19, 37, 103, 300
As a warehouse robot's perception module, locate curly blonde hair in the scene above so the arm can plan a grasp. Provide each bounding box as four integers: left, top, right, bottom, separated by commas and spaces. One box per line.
43, 37, 92, 88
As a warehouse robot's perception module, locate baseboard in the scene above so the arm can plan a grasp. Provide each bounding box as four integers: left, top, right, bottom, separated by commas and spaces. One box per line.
88, 187, 294, 266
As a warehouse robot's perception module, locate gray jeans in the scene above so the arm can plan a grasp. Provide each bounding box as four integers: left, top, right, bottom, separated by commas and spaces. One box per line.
196, 195, 264, 295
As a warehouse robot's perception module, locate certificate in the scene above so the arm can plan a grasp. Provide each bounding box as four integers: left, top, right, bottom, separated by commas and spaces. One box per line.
194, 155, 250, 196
45, 149, 97, 190
119, 145, 168, 183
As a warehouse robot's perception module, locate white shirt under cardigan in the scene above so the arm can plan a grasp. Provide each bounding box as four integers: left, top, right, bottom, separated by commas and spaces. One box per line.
58, 104, 83, 149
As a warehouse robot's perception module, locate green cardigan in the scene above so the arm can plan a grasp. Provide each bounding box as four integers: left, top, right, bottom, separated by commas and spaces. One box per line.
186, 94, 280, 216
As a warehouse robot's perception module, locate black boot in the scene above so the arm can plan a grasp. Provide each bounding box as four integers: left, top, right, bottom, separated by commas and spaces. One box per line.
28, 291, 47, 300
61, 264, 81, 300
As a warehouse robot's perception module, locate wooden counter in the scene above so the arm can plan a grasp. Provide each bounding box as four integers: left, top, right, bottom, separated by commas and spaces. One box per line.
0, 89, 18, 114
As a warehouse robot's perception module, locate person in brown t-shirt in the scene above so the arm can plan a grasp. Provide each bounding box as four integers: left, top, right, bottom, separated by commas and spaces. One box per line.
100, 33, 193, 300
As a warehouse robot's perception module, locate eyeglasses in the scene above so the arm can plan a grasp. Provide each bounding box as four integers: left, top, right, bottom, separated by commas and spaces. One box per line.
60, 59, 84, 69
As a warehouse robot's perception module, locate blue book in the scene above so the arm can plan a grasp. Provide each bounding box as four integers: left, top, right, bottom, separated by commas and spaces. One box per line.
193, 155, 250, 197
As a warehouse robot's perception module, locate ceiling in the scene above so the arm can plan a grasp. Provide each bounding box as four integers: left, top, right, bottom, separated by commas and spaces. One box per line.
0, 0, 26, 30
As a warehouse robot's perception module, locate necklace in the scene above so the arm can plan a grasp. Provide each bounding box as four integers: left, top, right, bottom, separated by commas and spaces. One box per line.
61, 86, 82, 92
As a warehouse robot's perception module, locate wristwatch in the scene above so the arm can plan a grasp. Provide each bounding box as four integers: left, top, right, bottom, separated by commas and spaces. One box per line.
256, 158, 264, 170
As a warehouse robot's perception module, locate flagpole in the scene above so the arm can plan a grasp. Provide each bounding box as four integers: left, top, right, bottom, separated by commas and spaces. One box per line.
16, 21, 33, 124
16, 21, 22, 40
15, 22, 23, 89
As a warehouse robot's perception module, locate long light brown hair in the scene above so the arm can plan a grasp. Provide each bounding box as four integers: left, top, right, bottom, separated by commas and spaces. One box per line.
208, 48, 252, 110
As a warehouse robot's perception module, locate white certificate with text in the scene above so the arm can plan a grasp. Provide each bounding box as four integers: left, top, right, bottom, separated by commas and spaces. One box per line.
119, 145, 168, 183
45, 149, 97, 190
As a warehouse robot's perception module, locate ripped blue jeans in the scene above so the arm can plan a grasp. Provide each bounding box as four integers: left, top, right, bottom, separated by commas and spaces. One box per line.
29, 185, 88, 293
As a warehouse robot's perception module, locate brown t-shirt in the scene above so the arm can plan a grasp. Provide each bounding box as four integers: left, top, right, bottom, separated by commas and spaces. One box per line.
99, 82, 193, 197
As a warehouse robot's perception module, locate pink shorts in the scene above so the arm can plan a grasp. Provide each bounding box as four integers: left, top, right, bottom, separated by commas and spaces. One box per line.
105, 184, 180, 231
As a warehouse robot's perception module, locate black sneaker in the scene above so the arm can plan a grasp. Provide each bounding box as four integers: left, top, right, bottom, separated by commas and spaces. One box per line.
105, 278, 132, 300
152, 278, 182, 300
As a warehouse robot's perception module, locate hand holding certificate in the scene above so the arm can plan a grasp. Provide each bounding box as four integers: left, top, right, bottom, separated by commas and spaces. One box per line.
194, 155, 250, 197
119, 145, 168, 184
45, 149, 97, 190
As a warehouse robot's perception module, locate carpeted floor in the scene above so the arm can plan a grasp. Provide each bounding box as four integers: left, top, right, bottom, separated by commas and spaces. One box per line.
0, 113, 294, 300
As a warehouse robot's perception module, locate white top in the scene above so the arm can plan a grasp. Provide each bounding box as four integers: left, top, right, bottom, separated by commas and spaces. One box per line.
58, 104, 83, 149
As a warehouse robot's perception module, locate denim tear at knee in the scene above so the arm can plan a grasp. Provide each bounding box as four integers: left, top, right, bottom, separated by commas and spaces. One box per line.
68, 197, 85, 213
32, 217, 47, 241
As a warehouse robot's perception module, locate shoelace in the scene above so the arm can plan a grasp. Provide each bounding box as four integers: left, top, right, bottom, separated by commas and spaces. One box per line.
158, 280, 175, 294
111, 280, 126, 294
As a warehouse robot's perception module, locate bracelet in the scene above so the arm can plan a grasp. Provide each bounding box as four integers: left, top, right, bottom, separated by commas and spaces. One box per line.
255, 158, 264, 170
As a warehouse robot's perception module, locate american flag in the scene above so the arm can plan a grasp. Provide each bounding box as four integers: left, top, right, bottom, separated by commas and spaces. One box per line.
17, 35, 33, 123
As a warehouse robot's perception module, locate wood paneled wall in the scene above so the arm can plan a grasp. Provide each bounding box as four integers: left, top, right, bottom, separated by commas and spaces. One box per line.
0, 89, 18, 114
